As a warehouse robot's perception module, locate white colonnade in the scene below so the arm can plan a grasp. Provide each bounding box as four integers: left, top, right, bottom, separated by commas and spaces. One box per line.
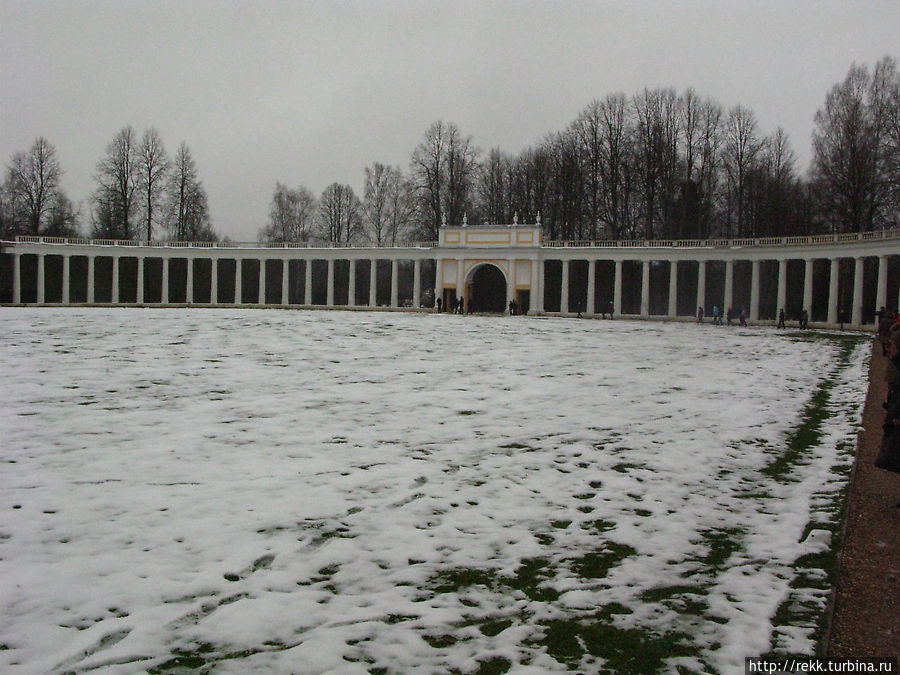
4, 227, 900, 327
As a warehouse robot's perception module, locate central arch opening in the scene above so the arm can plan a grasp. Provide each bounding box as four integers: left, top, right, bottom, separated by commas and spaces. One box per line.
469, 264, 507, 313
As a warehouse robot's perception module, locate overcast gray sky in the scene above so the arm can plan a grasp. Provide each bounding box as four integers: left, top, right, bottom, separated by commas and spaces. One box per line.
2, 0, 898, 242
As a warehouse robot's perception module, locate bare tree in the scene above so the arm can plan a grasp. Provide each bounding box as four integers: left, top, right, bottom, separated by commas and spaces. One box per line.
5, 137, 63, 236
411, 121, 448, 238
167, 142, 214, 241
542, 130, 584, 240
477, 148, 511, 225
363, 163, 417, 245
811, 56, 899, 232
597, 93, 636, 239
259, 182, 316, 242
572, 100, 605, 239
386, 172, 418, 243
318, 183, 361, 244
410, 121, 478, 238
136, 128, 169, 242
722, 105, 763, 237
93, 126, 138, 239
445, 124, 478, 229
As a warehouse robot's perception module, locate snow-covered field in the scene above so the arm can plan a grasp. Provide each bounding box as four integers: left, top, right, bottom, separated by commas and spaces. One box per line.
0, 308, 870, 674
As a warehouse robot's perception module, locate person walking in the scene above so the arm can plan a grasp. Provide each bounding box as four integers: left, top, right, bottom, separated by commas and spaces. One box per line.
778, 308, 786, 329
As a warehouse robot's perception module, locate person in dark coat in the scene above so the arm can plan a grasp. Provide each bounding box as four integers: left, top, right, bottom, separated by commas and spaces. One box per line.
878, 308, 892, 355
876, 332, 900, 485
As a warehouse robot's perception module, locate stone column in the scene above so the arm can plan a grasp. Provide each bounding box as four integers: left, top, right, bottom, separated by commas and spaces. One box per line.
668, 260, 678, 318
851, 256, 864, 325
258, 259, 266, 305
186, 258, 194, 304
506, 262, 515, 311
369, 259, 377, 306
304, 259, 312, 305
36, 254, 46, 304
326, 259, 335, 306
828, 258, 839, 324
777, 259, 787, 318
413, 259, 421, 309
210, 259, 218, 305
803, 258, 814, 317
876, 255, 888, 315
696, 260, 706, 316
434, 258, 443, 309
724, 259, 734, 315
613, 260, 623, 316
12, 253, 21, 304
348, 259, 356, 306
586, 260, 596, 315
136, 257, 144, 304
234, 258, 241, 304
390, 259, 399, 308
531, 258, 542, 313
161, 258, 169, 304
560, 259, 569, 314
87, 256, 95, 304
281, 259, 290, 305
62, 255, 71, 305
750, 259, 760, 321
640, 259, 650, 316
111, 256, 119, 304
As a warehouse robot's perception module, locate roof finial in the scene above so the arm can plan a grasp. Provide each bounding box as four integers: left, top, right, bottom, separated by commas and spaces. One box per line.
536, 211, 541, 225
513, 211, 519, 226
441, 212, 447, 228
462, 212, 468, 227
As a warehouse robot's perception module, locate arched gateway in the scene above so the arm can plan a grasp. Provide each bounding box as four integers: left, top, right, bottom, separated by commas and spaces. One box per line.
2, 221, 900, 328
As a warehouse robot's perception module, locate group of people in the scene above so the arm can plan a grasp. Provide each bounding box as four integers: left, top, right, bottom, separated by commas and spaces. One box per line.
697, 305, 748, 327
776, 308, 810, 329
434, 296, 470, 314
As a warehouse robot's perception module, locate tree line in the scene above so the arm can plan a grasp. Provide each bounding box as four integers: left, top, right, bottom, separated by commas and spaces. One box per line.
1, 126, 213, 242
2, 56, 896, 244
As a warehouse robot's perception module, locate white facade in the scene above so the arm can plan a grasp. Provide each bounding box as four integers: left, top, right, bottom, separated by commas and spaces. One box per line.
3, 224, 900, 327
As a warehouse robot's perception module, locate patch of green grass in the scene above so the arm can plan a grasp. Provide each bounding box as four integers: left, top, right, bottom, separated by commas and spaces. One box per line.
571, 542, 637, 580
533, 615, 701, 674
499, 442, 532, 450
472, 656, 512, 674
428, 567, 498, 594
479, 617, 515, 637
612, 462, 644, 473
423, 633, 458, 648
762, 334, 862, 481
640, 585, 710, 617
762, 334, 864, 657
697, 527, 745, 571
581, 518, 616, 534
511, 557, 559, 601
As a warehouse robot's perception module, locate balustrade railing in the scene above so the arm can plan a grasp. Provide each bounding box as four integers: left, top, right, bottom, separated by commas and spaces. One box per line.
9, 236, 439, 250
7, 227, 899, 250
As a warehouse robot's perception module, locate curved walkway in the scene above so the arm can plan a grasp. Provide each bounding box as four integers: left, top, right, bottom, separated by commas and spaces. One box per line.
827, 342, 900, 657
